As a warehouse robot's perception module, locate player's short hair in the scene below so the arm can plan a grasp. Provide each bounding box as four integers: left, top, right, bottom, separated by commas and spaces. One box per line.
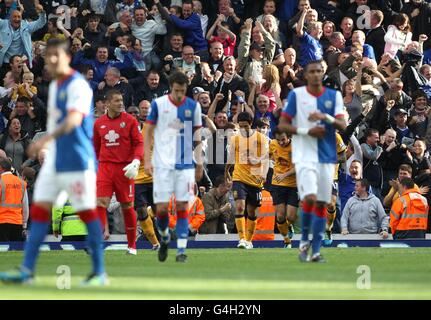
357, 178, 370, 190
46, 38, 71, 55
399, 164, 412, 175
0, 157, 12, 172
304, 59, 324, 72
106, 89, 122, 101
168, 71, 189, 87
237, 112, 253, 124
400, 177, 415, 189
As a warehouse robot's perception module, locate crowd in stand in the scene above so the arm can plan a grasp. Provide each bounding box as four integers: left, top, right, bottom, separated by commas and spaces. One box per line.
1, 0, 431, 240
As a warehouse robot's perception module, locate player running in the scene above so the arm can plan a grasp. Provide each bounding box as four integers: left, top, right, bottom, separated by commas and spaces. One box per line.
269, 128, 298, 248
225, 112, 269, 250
279, 60, 346, 263
0, 39, 106, 285
144, 71, 203, 263
93, 89, 144, 255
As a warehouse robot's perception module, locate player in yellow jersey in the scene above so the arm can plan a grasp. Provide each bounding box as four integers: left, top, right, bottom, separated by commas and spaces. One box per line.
134, 124, 160, 250
225, 112, 269, 249
324, 132, 347, 245
269, 128, 298, 248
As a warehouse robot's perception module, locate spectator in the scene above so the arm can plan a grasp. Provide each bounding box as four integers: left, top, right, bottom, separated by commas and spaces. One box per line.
279, 48, 301, 100
390, 177, 428, 239
361, 128, 384, 199
402, 0, 431, 46
325, 32, 346, 73
365, 10, 386, 63
341, 179, 389, 238
171, 46, 203, 89
320, 20, 336, 52
351, 30, 376, 61
206, 15, 236, 57
95, 67, 134, 108
207, 41, 225, 76
83, 13, 106, 48
340, 16, 354, 46
260, 64, 282, 113
252, 16, 285, 67
200, 176, 233, 234
193, 0, 208, 37
0, 4, 46, 68
156, 0, 208, 61
214, 56, 250, 113
406, 138, 431, 178
384, 13, 413, 58
133, 69, 169, 104
409, 90, 430, 138
94, 95, 107, 119
138, 99, 150, 122
383, 163, 423, 208
237, 19, 275, 87
296, 7, 323, 68
131, 5, 167, 69
72, 43, 134, 84
0, 117, 31, 172
168, 193, 205, 237
42, 17, 70, 42
262, 14, 286, 49
8, 96, 41, 138
392, 108, 416, 145
0, 157, 28, 241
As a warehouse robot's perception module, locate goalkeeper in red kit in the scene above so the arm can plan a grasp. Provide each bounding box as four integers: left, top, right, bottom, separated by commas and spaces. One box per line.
94, 89, 144, 255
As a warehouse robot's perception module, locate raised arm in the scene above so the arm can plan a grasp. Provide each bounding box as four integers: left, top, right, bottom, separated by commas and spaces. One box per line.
296, 8, 307, 37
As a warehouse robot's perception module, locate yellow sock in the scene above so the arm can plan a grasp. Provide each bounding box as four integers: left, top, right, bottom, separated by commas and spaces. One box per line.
235, 216, 246, 240
326, 210, 336, 232
277, 221, 289, 238
245, 218, 257, 242
140, 215, 159, 246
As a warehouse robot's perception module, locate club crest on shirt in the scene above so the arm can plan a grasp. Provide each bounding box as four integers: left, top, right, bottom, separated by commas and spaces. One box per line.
168, 118, 184, 130
58, 90, 66, 101
324, 101, 332, 109
120, 122, 126, 128
185, 110, 192, 118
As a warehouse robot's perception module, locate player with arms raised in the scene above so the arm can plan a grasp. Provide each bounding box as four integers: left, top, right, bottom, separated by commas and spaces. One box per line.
144, 71, 203, 263
0, 39, 106, 285
278, 60, 346, 263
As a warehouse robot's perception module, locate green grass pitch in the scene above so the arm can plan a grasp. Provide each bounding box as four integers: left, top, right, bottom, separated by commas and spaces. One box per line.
1, 248, 431, 299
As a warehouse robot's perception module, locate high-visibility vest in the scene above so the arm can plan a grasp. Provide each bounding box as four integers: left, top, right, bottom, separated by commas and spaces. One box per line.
390, 189, 428, 234
168, 195, 206, 230
52, 202, 87, 236
0, 172, 25, 225
253, 190, 275, 240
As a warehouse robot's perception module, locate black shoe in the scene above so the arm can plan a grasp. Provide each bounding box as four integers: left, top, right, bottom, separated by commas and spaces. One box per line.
158, 241, 169, 262
175, 253, 187, 263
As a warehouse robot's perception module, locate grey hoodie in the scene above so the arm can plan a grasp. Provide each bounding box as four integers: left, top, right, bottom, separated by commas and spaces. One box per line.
341, 193, 389, 234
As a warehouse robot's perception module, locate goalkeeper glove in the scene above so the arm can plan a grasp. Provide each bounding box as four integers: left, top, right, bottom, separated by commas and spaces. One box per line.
123, 159, 140, 179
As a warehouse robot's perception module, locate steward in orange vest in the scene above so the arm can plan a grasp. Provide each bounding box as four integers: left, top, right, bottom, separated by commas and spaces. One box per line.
253, 189, 276, 241
0, 157, 28, 241
168, 194, 206, 236
390, 178, 428, 239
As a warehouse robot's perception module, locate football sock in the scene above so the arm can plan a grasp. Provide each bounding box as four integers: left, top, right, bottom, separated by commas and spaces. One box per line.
22, 205, 50, 273
156, 212, 170, 243
300, 202, 314, 244
176, 211, 188, 255
326, 208, 336, 232
245, 217, 257, 242
140, 215, 159, 246
312, 207, 327, 255
80, 209, 104, 275
122, 207, 137, 249
235, 215, 246, 240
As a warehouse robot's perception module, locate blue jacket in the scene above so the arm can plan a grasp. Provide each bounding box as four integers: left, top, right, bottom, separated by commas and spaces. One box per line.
0, 12, 46, 67
72, 50, 134, 83
170, 13, 207, 52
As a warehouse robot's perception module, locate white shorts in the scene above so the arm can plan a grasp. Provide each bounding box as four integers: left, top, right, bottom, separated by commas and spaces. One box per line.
295, 162, 335, 204
33, 157, 96, 212
153, 167, 195, 204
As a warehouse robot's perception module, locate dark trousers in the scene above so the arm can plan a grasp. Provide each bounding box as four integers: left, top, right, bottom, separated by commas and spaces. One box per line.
0, 223, 23, 241
393, 230, 426, 239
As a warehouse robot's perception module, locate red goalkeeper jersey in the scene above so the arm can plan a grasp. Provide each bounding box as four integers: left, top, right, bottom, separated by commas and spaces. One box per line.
94, 112, 144, 163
